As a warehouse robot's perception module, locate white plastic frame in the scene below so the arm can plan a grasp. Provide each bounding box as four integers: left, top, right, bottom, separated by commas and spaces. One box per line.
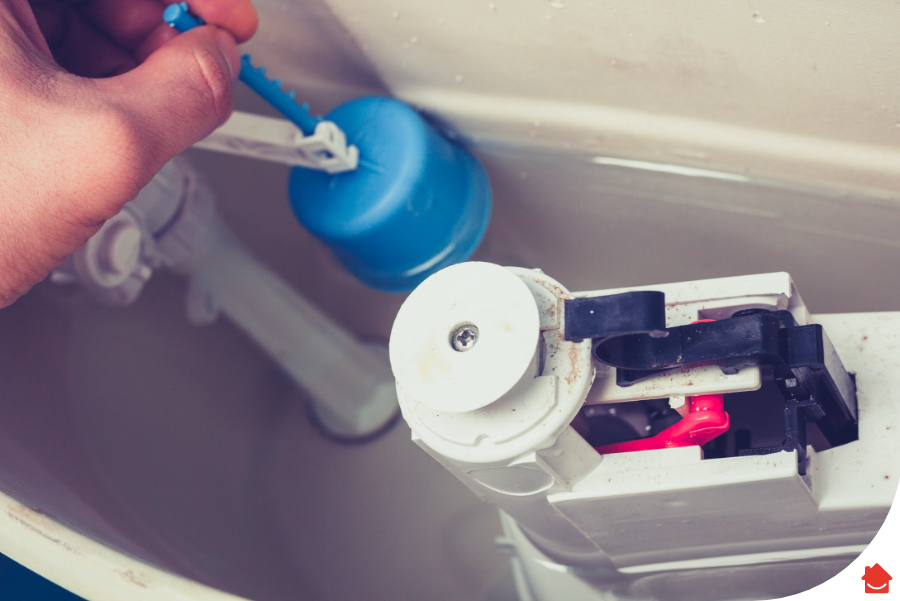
193, 111, 359, 174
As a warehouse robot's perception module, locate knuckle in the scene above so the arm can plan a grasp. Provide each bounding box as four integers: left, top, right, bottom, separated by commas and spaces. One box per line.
185, 46, 234, 126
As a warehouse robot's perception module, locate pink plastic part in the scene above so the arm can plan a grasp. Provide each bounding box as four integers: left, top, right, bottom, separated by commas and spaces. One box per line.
594, 393, 730, 455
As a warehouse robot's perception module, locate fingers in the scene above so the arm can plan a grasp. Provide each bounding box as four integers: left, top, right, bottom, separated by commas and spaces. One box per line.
77, 0, 171, 50
77, 0, 258, 49
161, 0, 258, 42
28, 2, 69, 48
93, 25, 240, 178
43, 6, 138, 77
5, 0, 53, 57
28, 0, 258, 76
76, 0, 258, 54
0, 0, 255, 307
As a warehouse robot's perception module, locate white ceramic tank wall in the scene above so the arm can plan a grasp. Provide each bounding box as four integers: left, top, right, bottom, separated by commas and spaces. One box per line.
247, 0, 900, 194
238, 0, 900, 317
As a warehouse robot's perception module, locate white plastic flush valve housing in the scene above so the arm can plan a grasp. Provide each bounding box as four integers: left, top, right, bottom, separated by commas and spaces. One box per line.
391, 263, 541, 415
390, 262, 596, 467
391, 262, 603, 563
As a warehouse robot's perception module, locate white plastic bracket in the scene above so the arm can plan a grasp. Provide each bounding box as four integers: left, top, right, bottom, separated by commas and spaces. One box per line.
193, 110, 359, 174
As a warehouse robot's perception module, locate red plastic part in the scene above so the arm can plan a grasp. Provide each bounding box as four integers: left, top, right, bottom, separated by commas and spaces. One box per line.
594, 394, 730, 455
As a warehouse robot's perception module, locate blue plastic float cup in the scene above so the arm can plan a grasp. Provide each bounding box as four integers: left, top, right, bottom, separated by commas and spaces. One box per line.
288, 98, 491, 292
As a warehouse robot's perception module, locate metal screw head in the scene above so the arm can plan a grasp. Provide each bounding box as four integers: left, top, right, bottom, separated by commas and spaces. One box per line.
450, 324, 479, 352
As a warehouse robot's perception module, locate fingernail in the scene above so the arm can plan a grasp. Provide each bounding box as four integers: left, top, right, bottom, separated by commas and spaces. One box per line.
215, 29, 240, 84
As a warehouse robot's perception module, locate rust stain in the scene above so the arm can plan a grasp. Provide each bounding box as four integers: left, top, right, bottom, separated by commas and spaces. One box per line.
545, 304, 557, 321
120, 570, 149, 588
7, 506, 81, 556
565, 345, 582, 386
417, 341, 452, 383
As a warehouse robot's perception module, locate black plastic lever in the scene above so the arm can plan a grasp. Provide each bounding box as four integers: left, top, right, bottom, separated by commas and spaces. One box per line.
563, 293, 858, 471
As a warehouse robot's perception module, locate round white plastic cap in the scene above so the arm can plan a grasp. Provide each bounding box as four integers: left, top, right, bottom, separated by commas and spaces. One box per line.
389, 262, 540, 413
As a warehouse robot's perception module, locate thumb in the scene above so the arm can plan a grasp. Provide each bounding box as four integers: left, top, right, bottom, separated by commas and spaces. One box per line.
96, 25, 240, 177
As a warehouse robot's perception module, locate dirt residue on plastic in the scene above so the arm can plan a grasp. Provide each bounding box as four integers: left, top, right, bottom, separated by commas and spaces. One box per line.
544, 300, 557, 324
565, 345, 583, 386
120, 570, 149, 588
7, 504, 80, 556
528, 273, 568, 328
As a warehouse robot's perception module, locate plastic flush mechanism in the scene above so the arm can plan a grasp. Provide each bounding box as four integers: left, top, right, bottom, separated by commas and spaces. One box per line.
165, 3, 492, 292
566, 295, 858, 473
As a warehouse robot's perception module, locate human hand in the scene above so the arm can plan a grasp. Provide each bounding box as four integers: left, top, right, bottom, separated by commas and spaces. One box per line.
0, 0, 257, 307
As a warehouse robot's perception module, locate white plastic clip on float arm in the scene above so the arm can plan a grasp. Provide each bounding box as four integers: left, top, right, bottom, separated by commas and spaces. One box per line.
193, 111, 359, 174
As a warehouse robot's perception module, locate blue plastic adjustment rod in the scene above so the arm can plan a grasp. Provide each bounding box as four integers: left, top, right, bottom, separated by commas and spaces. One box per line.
163, 2, 319, 134
236, 57, 319, 135
161, 2, 202, 32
